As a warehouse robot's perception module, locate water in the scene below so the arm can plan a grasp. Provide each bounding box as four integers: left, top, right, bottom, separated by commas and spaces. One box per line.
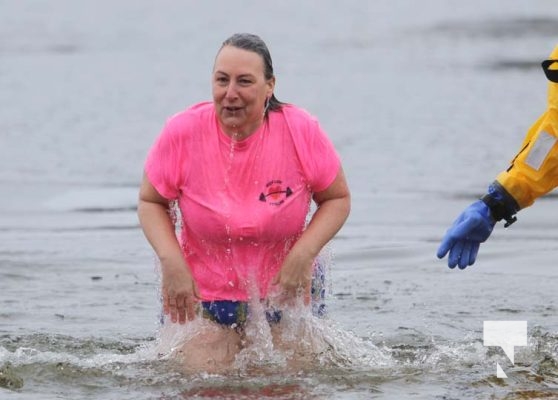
2, 0, 558, 398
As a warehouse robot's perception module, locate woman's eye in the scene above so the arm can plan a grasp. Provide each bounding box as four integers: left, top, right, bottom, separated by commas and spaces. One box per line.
239, 79, 252, 85
216, 77, 228, 84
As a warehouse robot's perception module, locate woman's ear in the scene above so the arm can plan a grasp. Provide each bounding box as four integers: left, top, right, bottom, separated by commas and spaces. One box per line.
267, 76, 276, 97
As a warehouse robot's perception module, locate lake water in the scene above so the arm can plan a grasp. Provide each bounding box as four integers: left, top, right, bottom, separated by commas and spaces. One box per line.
2, 1, 558, 399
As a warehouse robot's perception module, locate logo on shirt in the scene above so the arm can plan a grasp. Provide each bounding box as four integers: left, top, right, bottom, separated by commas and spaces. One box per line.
259, 180, 293, 206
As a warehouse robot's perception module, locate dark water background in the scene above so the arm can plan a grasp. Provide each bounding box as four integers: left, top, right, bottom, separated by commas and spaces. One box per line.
2, 1, 558, 399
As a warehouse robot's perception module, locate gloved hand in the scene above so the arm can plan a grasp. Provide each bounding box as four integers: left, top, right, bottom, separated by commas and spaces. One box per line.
436, 200, 495, 269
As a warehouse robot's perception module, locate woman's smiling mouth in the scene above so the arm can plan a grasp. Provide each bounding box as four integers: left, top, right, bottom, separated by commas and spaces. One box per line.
224, 106, 243, 113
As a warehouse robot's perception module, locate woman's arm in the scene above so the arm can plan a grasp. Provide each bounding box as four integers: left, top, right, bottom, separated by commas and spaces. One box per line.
273, 167, 351, 301
138, 173, 199, 324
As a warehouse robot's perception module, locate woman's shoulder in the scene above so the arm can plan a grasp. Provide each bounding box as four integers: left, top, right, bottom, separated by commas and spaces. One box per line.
277, 103, 318, 122
158, 102, 214, 142
166, 101, 214, 128
273, 104, 320, 135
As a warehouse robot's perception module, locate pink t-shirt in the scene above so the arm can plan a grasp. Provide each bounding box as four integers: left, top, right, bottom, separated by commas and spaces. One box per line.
145, 102, 340, 301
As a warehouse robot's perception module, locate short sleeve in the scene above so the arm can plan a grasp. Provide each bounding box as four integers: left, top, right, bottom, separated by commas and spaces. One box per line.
290, 110, 341, 192
144, 118, 188, 200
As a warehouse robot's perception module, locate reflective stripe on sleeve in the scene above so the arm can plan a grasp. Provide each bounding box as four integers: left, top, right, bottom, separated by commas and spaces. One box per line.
525, 130, 557, 170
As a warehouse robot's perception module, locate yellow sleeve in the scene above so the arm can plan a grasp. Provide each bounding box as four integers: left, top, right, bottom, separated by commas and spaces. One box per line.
495, 44, 558, 210
496, 109, 558, 209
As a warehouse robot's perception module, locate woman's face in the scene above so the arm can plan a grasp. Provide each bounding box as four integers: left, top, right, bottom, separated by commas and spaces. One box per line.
212, 45, 275, 138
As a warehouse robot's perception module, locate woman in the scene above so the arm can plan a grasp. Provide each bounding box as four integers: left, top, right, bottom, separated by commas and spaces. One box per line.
138, 33, 350, 370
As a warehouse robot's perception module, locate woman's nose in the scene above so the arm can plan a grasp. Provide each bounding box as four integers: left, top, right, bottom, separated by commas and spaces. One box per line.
225, 83, 238, 99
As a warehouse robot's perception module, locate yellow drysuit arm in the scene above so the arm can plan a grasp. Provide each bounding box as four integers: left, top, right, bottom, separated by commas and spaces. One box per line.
495, 46, 558, 210
437, 46, 558, 269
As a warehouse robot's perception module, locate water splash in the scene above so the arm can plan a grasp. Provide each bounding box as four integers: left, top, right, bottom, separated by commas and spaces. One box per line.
150, 301, 392, 376
221, 130, 238, 189
233, 275, 288, 370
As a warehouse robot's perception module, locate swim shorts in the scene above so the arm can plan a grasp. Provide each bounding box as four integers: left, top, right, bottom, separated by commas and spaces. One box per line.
201, 300, 282, 327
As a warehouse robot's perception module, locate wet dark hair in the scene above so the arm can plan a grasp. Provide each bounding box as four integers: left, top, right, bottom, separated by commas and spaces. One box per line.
220, 33, 284, 115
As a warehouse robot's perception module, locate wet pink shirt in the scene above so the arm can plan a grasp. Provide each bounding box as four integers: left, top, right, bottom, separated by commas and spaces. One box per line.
145, 102, 340, 301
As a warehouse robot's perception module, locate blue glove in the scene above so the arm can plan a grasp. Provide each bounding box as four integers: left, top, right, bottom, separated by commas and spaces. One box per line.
436, 200, 495, 269
438, 182, 520, 269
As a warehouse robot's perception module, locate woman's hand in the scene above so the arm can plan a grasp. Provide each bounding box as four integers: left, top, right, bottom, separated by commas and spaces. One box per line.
272, 168, 350, 306
161, 257, 200, 324
272, 246, 314, 305
138, 174, 200, 324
